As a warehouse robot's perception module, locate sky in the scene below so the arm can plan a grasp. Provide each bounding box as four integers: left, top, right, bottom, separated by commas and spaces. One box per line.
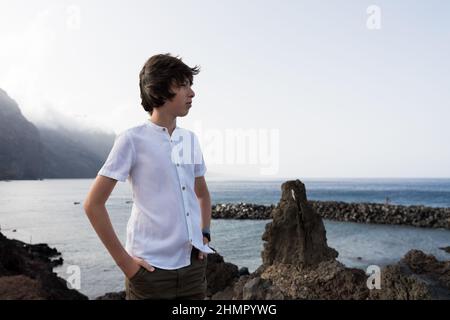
1, 0, 449, 179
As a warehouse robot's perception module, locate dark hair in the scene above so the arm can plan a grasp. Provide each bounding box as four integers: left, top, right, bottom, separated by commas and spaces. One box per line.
139, 53, 200, 114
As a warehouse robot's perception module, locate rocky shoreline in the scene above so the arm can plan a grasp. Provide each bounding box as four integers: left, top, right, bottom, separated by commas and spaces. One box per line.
97, 180, 450, 300
1, 179, 449, 300
204, 180, 450, 300
0, 232, 88, 300
212, 201, 450, 229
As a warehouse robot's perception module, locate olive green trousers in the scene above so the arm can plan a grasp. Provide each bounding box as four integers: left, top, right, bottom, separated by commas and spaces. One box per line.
125, 247, 207, 300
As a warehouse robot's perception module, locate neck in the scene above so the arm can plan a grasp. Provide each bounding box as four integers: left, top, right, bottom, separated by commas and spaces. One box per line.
150, 112, 177, 134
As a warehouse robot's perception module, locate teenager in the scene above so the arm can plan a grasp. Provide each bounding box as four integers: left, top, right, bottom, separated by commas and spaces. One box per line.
84, 53, 213, 300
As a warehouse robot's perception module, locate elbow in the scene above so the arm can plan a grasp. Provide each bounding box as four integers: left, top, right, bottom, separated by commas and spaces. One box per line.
83, 198, 98, 216
83, 200, 91, 215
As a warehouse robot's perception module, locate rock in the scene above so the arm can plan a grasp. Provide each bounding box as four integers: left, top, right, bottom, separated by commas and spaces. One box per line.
212, 179, 369, 300
261, 180, 338, 267
95, 291, 126, 300
205, 252, 240, 297
212, 203, 274, 220
368, 264, 432, 300
0, 275, 45, 300
369, 250, 450, 300
260, 261, 369, 300
0, 232, 88, 300
239, 267, 250, 276
402, 250, 450, 290
210, 284, 235, 300
210, 180, 450, 300
440, 246, 450, 254
211, 201, 450, 229
242, 277, 285, 300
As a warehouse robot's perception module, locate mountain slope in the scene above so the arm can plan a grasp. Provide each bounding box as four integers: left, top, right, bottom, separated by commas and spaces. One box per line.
0, 89, 115, 179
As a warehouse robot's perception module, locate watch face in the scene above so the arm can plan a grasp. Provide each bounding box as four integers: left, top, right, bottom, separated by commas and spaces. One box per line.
202, 232, 211, 241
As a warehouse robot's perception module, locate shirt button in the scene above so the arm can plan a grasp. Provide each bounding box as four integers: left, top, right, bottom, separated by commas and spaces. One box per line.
176, 163, 180, 167
182, 186, 186, 191
186, 212, 189, 216
162, 128, 166, 131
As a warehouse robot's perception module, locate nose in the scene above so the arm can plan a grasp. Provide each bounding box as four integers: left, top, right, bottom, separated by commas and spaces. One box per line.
189, 87, 195, 98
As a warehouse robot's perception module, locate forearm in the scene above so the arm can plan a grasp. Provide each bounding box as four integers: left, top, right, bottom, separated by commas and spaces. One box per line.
84, 204, 132, 270
198, 192, 212, 232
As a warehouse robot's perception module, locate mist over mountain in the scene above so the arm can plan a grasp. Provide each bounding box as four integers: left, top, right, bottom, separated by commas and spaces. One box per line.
0, 88, 115, 180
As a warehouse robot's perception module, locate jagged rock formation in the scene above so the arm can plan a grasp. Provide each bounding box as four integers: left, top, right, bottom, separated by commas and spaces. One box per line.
369, 250, 450, 300
210, 180, 368, 299
209, 180, 450, 300
261, 180, 338, 266
0, 232, 88, 300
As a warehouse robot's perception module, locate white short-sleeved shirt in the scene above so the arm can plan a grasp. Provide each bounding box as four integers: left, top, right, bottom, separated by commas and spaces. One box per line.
98, 119, 214, 270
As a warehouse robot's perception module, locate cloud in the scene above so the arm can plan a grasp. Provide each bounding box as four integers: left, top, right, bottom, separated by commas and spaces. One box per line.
0, 5, 114, 134
0, 7, 57, 121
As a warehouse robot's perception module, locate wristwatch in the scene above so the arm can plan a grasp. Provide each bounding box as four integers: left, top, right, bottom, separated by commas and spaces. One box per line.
202, 232, 211, 242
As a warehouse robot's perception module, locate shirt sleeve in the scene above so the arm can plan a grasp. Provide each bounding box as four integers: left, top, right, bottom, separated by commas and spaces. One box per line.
192, 132, 207, 178
98, 131, 135, 182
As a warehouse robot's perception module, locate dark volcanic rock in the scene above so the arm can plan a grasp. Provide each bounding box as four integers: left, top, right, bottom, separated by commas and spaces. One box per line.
0, 232, 88, 300
212, 203, 275, 220
440, 246, 450, 254
239, 267, 250, 276
96, 291, 126, 300
310, 201, 450, 229
369, 250, 450, 300
212, 201, 450, 229
205, 251, 240, 297
0, 275, 45, 300
258, 261, 370, 300
210, 180, 450, 300
402, 250, 450, 290
211, 180, 369, 300
261, 180, 338, 266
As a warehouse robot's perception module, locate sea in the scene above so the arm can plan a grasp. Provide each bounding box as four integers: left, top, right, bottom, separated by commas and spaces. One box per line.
1, 178, 449, 299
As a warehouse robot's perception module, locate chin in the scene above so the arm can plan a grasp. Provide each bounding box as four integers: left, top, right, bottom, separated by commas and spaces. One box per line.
178, 111, 189, 117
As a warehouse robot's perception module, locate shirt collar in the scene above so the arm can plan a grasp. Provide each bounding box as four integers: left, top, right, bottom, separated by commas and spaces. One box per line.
145, 119, 179, 133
